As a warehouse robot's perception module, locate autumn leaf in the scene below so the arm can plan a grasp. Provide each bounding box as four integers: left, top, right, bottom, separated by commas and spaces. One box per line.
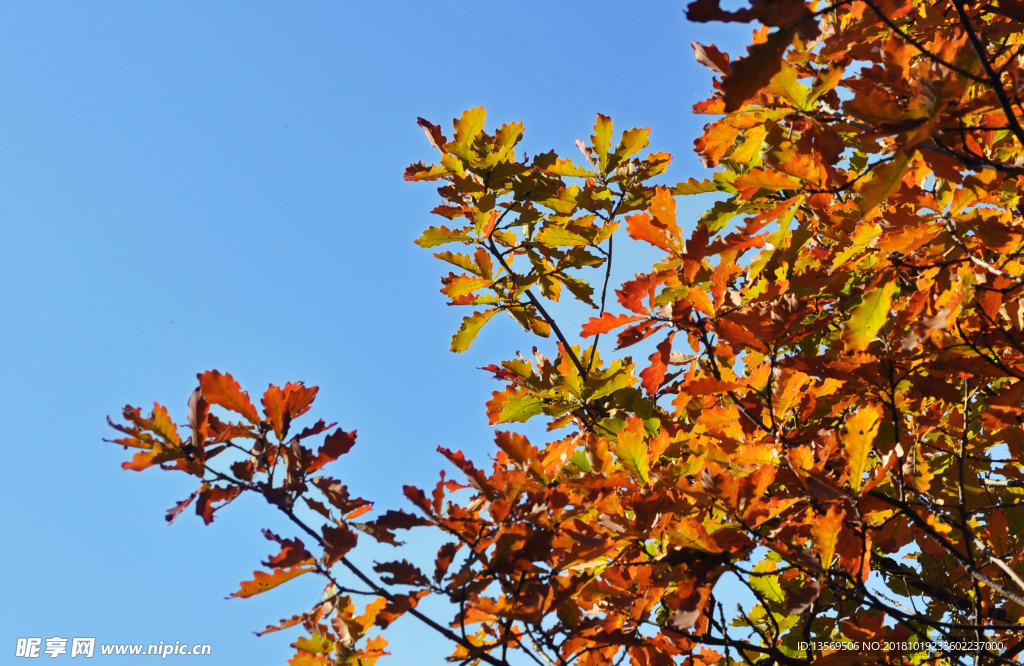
196, 484, 242, 525
373, 560, 430, 587
692, 40, 730, 75
452, 106, 486, 147
415, 225, 474, 248
859, 151, 912, 213
591, 114, 613, 172
307, 428, 357, 473
640, 335, 673, 394
810, 506, 846, 568
722, 29, 791, 112
485, 387, 545, 425
581, 312, 645, 337
843, 404, 882, 494
417, 117, 447, 152
262, 530, 315, 569
451, 309, 497, 353
613, 416, 650, 485
198, 371, 261, 424
228, 565, 315, 599
165, 490, 199, 525
842, 279, 896, 353
322, 524, 359, 566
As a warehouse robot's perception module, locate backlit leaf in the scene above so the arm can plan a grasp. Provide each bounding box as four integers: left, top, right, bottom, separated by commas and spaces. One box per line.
843, 404, 881, 494
198, 371, 261, 424
613, 416, 650, 485
592, 114, 613, 172
451, 309, 498, 353
842, 279, 895, 353
228, 565, 315, 599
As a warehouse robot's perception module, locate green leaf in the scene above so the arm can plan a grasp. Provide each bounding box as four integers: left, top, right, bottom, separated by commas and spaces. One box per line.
699, 198, 742, 234
487, 388, 546, 424
569, 450, 592, 472
451, 309, 498, 353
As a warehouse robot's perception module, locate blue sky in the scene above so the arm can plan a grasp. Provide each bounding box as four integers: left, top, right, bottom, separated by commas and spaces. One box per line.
1, 3, 750, 663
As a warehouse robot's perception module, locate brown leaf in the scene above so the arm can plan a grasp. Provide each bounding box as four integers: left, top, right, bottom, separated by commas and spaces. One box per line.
692, 40, 730, 75
723, 30, 791, 112
307, 428, 357, 473
165, 490, 199, 524
373, 560, 430, 587
416, 117, 447, 151
322, 524, 358, 566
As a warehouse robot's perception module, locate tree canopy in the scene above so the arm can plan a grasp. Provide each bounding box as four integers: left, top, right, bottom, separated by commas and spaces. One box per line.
109, 1, 1024, 664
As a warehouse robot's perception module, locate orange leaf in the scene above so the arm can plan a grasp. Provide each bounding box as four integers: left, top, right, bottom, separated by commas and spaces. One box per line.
810, 506, 846, 568
581, 312, 645, 337
198, 370, 261, 424
228, 565, 315, 599
640, 335, 674, 394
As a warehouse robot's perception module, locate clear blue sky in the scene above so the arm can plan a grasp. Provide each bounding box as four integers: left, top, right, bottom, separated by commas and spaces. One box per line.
1, 3, 748, 663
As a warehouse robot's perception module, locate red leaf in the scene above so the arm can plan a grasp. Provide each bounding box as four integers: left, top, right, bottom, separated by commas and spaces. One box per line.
310, 476, 371, 514
261, 385, 289, 440
722, 30, 790, 112
293, 419, 336, 442
198, 371, 261, 424
403, 485, 433, 516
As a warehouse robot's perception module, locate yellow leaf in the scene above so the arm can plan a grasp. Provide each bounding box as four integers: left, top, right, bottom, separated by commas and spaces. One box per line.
842, 280, 895, 353
843, 404, 882, 493
453, 107, 486, 147
592, 114, 613, 172
451, 309, 498, 353
613, 416, 650, 485
770, 62, 810, 110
